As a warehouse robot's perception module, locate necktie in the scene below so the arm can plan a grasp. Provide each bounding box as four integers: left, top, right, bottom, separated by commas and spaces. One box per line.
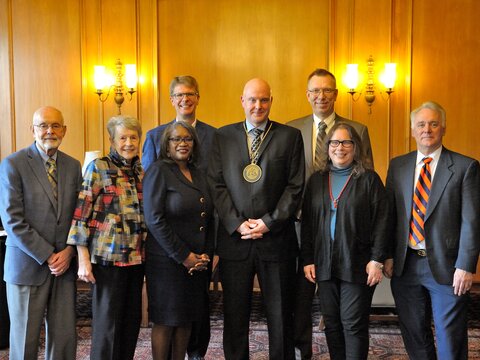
314, 122, 327, 170
250, 128, 263, 163
409, 157, 432, 246
47, 157, 58, 199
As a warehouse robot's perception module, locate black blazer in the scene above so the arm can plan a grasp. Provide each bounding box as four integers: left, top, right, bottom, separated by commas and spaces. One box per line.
208, 120, 305, 261
301, 169, 389, 284
143, 161, 214, 263
386, 147, 480, 284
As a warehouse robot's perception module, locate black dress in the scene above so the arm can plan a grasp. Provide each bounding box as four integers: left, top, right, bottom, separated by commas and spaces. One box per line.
143, 161, 214, 326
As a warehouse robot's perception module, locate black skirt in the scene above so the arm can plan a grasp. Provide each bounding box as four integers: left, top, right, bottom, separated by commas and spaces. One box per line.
145, 253, 208, 326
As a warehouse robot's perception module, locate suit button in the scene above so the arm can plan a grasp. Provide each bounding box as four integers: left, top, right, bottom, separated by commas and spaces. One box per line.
199, 197, 205, 203
201, 212, 206, 217
199, 226, 205, 232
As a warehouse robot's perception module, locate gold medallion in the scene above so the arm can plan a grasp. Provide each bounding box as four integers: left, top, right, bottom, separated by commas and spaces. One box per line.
243, 163, 262, 183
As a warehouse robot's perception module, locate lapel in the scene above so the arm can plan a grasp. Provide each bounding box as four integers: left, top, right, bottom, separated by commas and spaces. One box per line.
195, 120, 207, 144
55, 152, 66, 220
27, 143, 58, 214
234, 122, 251, 164
399, 152, 417, 221
300, 116, 314, 172
256, 120, 275, 162
168, 162, 202, 191
425, 148, 453, 221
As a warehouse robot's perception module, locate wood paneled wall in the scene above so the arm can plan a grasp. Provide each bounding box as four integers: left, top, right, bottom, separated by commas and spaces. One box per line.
0, 0, 479, 272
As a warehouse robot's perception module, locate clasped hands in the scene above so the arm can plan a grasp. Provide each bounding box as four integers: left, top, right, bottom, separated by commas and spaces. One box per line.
183, 252, 210, 275
237, 218, 269, 240
47, 246, 75, 277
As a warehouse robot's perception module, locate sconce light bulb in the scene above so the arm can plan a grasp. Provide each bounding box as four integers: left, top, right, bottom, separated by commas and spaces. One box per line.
125, 64, 137, 89
94, 65, 107, 91
381, 63, 397, 90
344, 64, 359, 90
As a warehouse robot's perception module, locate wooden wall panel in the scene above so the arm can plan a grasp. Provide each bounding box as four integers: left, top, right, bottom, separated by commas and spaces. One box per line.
411, 0, 480, 160
157, 0, 330, 128
0, 0, 14, 158
10, 0, 84, 161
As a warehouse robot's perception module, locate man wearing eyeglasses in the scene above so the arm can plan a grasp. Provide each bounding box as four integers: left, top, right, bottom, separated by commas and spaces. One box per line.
287, 68, 374, 360
142, 75, 215, 360
0, 106, 82, 360
142, 75, 216, 173
208, 78, 305, 359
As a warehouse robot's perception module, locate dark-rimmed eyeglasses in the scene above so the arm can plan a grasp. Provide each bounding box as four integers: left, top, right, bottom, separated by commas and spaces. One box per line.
328, 140, 354, 148
171, 92, 199, 100
169, 137, 194, 145
307, 88, 336, 96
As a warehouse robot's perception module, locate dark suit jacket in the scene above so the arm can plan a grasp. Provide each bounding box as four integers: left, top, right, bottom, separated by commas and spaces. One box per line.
143, 161, 214, 262
386, 147, 480, 284
142, 119, 216, 172
287, 113, 373, 179
208, 120, 305, 261
0, 143, 82, 285
301, 170, 389, 284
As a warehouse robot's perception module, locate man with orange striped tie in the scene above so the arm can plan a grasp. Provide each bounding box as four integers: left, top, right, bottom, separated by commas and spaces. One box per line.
384, 101, 480, 360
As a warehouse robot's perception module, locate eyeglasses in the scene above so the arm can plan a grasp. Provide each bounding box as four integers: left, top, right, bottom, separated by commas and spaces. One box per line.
307, 88, 337, 96
171, 92, 199, 100
33, 123, 64, 131
328, 140, 354, 148
169, 137, 194, 144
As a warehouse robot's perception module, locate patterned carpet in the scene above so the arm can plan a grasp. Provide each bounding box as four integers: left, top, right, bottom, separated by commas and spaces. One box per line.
1, 290, 480, 359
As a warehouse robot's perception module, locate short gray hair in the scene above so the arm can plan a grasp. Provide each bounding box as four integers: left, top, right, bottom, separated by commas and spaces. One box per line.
410, 101, 446, 129
107, 115, 142, 139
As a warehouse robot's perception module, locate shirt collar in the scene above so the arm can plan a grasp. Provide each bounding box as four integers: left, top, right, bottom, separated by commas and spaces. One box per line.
416, 145, 443, 165
245, 119, 268, 133
313, 112, 335, 129
35, 142, 57, 162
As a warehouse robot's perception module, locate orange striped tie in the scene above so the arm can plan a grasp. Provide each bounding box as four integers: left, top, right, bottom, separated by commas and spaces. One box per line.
409, 157, 432, 246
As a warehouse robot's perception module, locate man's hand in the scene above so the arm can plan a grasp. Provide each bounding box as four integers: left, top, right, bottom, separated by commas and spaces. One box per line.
366, 261, 383, 287
237, 219, 269, 240
304, 264, 316, 284
48, 246, 75, 277
383, 258, 394, 278
453, 268, 473, 296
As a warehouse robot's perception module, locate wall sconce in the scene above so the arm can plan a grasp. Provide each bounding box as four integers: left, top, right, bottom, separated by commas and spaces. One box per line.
344, 55, 397, 113
94, 59, 137, 115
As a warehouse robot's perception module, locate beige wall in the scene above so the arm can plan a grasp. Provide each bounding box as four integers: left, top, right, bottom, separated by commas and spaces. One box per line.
1, 0, 479, 276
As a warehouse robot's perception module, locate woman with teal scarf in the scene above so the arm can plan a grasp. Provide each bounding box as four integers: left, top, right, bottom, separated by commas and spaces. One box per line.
301, 123, 389, 360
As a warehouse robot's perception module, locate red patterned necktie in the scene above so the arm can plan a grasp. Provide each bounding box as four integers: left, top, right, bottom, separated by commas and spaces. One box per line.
409, 157, 432, 246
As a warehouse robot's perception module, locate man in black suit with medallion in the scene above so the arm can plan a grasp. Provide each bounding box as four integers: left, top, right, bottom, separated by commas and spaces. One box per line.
208, 78, 305, 360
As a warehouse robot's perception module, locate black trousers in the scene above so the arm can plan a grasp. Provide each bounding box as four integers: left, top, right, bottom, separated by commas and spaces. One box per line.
292, 268, 316, 359
219, 247, 295, 360
90, 264, 145, 360
317, 278, 375, 360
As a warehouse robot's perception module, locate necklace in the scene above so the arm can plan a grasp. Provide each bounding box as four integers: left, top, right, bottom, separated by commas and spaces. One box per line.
328, 172, 352, 209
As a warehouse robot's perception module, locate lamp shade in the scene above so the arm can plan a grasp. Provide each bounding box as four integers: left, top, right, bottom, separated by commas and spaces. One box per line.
94, 66, 107, 90
381, 63, 397, 89
344, 64, 359, 90
125, 64, 137, 89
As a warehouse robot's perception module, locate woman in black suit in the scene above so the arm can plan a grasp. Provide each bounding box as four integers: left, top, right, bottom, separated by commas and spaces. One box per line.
143, 121, 214, 360
301, 123, 389, 360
